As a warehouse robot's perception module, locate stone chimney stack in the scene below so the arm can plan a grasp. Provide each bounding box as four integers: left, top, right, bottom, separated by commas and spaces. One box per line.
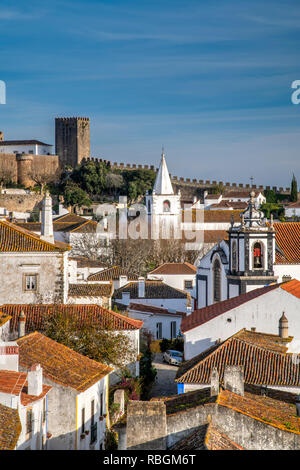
138, 277, 145, 298
224, 365, 244, 396
28, 364, 43, 397
18, 310, 26, 338
40, 191, 54, 244
279, 312, 289, 339
0, 131, 4, 141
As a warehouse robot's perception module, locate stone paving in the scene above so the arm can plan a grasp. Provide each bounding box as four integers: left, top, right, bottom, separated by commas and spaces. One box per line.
149, 353, 178, 398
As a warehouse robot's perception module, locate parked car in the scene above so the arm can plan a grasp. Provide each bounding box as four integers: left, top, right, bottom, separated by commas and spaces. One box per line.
163, 350, 183, 366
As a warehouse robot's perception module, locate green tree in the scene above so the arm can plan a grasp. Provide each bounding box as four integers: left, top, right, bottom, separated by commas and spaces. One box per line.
264, 189, 277, 204
291, 174, 298, 202
63, 183, 91, 209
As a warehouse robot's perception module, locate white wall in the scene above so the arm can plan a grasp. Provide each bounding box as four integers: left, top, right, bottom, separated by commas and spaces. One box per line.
17, 396, 47, 450
76, 376, 108, 450
128, 310, 182, 340
185, 288, 300, 360
0, 144, 52, 155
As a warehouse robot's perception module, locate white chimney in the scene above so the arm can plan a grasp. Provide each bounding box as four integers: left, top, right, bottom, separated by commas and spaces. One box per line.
18, 310, 26, 338
40, 191, 54, 244
138, 277, 145, 298
119, 275, 128, 288
186, 305, 192, 316
28, 364, 43, 397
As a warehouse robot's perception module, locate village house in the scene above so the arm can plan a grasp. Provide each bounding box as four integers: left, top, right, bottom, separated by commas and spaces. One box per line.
284, 201, 300, 219
147, 262, 197, 298
114, 278, 191, 314
176, 327, 300, 395
16, 331, 112, 450
1, 303, 143, 385
127, 303, 184, 341
181, 279, 300, 360
87, 266, 138, 290
67, 282, 113, 308
0, 341, 51, 450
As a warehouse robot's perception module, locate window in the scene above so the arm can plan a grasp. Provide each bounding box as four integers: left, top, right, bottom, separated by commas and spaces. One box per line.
156, 322, 162, 340
232, 241, 237, 272
163, 200, 170, 212
213, 259, 221, 303
170, 321, 176, 339
148, 201, 151, 213
26, 409, 33, 435
24, 274, 37, 292
81, 408, 85, 434
184, 280, 193, 290
42, 399, 46, 423
253, 242, 263, 269
91, 400, 95, 426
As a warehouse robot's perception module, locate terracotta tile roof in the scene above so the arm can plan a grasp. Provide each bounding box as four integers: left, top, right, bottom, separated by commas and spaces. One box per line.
218, 389, 300, 434
149, 262, 196, 275
205, 194, 221, 199
20, 384, 52, 406
0, 220, 70, 252
128, 302, 185, 316
0, 403, 21, 450
182, 209, 243, 223
0, 139, 51, 146
114, 280, 189, 300
274, 223, 300, 264
203, 230, 229, 243
176, 329, 300, 387
18, 214, 99, 234
280, 278, 300, 298
68, 283, 113, 297
171, 423, 243, 450
210, 201, 247, 209
1, 303, 143, 332
0, 370, 27, 396
285, 201, 300, 208
88, 266, 138, 282
223, 190, 262, 199
16, 332, 113, 392
181, 283, 280, 333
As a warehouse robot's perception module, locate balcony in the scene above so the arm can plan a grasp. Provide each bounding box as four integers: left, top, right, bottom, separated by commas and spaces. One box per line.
90, 423, 97, 445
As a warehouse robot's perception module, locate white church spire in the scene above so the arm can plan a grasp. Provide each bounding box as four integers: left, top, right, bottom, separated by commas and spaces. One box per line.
153, 147, 174, 195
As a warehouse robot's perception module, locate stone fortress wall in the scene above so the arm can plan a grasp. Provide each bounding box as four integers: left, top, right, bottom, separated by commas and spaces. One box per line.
83, 157, 291, 197
0, 153, 60, 187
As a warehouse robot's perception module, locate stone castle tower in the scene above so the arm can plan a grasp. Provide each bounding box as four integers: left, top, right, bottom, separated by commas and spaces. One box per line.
55, 117, 90, 168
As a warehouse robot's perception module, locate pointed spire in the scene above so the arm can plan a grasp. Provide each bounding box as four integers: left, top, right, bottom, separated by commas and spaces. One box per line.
153, 148, 174, 195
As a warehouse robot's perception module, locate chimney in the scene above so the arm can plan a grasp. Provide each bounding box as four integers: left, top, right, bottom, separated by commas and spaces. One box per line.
279, 312, 289, 339
0, 131, 4, 142
210, 367, 219, 397
18, 310, 26, 338
119, 275, 128, 288
138, 277, 145, 298
28, 364, 43, 397
223, 365, 244, 397
40, 191, 54, 244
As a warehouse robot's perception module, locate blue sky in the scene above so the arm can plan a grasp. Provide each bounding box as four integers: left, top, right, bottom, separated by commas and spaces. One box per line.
1, 0, 300, 187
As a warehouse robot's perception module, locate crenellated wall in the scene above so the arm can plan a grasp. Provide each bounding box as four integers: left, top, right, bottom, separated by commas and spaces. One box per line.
82, 157, 291, 197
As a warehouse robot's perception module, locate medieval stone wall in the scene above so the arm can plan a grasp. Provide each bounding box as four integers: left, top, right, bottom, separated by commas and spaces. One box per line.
0, 153, 60, 187
83, 157, 291, 199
